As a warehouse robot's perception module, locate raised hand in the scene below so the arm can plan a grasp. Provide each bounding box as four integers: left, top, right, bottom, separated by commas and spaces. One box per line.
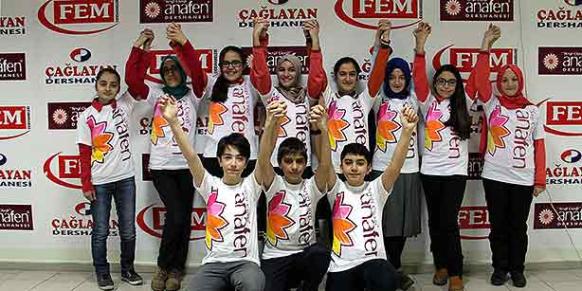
377, 19, 392, 44
482, 23, 501, 51
134, 28, 155, 49
166, 23, 187, 46
303, 19, 320, 50
265, 100, 287, 126
253, 17, 269, 39
400, 105, 419, 132
413, 22, 431, 53
309, 104, 327, 131
159, 95, 179, 124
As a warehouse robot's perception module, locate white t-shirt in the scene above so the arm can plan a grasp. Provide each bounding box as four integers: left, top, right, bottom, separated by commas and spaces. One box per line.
201, 75, 259, 159
481, 97, 544, 186
419, 95, 470, 176
77, 93, 136, 185
197, 171, 262, 265
260, 87, 312, 167
323, 85, 377, 173
262, 175, 325, 260
327, 178, 391, 273
372, 94, 420, 173
146, 84, 200, 170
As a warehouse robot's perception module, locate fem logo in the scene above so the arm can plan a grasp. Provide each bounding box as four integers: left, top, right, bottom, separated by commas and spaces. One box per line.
334, 0, 421, 30
38, 0, 119, 35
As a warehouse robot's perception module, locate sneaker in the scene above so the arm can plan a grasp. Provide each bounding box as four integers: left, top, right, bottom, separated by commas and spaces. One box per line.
151, 268, 168, 291
433, 268, 448, 286
166, 269, 184, 291
96, 273, 114, 290
121, 269, 143, 285
510, 271, 527, 288
399, 272, 415, 290
490, 269, 508, 286
448, 275, 464, 291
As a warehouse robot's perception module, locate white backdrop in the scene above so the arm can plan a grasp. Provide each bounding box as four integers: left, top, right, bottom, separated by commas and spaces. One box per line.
1, 0, 582, 268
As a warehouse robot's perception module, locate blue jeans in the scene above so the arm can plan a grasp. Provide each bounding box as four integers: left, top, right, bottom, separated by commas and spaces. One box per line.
91, 176, 136, 275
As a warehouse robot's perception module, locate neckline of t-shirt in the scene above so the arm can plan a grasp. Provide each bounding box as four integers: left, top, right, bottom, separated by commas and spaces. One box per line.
343, 180, 367, 193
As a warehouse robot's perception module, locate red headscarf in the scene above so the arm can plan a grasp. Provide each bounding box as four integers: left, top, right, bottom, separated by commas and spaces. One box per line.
495, 64, 531, 109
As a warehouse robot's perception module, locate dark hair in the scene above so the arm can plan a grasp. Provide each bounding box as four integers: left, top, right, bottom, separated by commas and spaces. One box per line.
333, 57, 361, 76
211, 46, 246, 103
277, 137, 308, 165
216, 133, 251, 161
95, 67, 120, 91
432, 65, 471, 140
340, 143, 372, 165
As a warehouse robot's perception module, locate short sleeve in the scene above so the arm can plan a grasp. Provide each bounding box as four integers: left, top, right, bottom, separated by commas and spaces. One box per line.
146, 83, 164, 106
196, 171, 215, 202
247, 170, 263, 202
371, 178, 390, 206
532, 106, 545, 140
264, 174, 284, 201
76, 110, 92, 146
308, 177, 326, 201
117, 91, 137, 113
322, 84, 335, 107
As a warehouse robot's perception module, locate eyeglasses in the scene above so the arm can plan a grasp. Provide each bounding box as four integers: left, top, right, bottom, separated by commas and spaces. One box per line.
221, 60, 243, 68
435, 78, 457, 87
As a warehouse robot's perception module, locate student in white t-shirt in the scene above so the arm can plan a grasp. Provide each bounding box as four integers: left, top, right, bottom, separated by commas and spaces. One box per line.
77, 68, 143, 290
412, 22, 478, 291
125, 25, 200, 291
158, 95, 276, 291
258, 101, 332, 291
474, 26, 546, 288
323, 106, 419, 291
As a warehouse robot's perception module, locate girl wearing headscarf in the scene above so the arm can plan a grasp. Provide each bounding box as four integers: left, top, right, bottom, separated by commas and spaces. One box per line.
370, 57, 420, 290
412, 22, 483, 291
124, 24, 200, 291
250, 18, 330, 291
474, 25, 546, 289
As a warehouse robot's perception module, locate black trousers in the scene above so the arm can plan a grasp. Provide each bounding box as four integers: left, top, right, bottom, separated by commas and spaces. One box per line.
384, 236, 407, 270
421, 174, 466, 276
150, 169, 194, 272
325, 259, 398, 291
261, 243, 330, 291
483, 178, 534, 273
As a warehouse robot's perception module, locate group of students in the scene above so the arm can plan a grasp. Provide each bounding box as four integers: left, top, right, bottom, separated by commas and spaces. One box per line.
76, 18, 546, 291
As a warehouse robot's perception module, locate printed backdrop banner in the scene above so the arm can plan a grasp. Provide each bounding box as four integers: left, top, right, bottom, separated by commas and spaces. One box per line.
1, 0, 582, 267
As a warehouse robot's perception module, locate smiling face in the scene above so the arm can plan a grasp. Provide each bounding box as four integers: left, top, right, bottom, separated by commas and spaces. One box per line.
500, 68, 519, 97
388, 68, 406, 94
162, 59, 183, 88
221, 50, 244, 83
434, 71, 457, 99
218, 145, 247, 180
95, 71, 120, 103
276, 60, 298, 89
340, 154, 370, 187
335, 62, 358, 94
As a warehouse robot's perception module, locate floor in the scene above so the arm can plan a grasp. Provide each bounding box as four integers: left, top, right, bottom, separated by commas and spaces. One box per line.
1, 269, 582, 290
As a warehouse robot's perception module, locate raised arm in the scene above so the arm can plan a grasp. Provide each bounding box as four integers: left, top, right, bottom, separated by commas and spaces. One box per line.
304, 20, 327, 100
159, 96, 205, 186
367, 20, 393, 97
310, 104, 335, 192
256, 100, 287, 189
466, 24, 501, 102
167, 23, 208, 98
125, 29, 153, 100
412, 22, 432, 103
381, 106, 418, 193
250, 17, 272, 95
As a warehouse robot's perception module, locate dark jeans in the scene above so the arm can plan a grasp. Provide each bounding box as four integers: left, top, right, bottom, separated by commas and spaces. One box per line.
261, 243, 330, 291
151, 169, 194, 272
384, 236, 407, 270
325, 259, 398, 291
483, 178, 534, 273
91, 176, 136, 275
421, 174, 466, 276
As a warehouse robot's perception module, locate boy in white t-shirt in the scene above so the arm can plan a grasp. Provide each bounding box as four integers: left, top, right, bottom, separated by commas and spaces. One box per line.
258, 102, 332, 291
324, 106, 419, 291
159, 95, 279, 291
